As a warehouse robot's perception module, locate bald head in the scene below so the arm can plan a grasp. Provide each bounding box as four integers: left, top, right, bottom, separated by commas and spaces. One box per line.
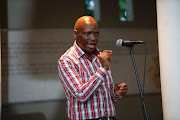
73, 16, 99, 55
74, 16, 98, 31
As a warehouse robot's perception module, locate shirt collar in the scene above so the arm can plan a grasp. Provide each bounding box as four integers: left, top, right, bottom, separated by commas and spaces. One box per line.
73, 41, 100, 59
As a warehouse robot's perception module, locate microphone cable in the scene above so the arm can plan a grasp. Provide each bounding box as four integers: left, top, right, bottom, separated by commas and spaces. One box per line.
142, 42, 148, 120
142, 42, 147, 95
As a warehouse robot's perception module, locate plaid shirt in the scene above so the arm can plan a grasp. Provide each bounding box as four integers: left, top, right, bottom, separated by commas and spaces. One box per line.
58, 42, 121, 120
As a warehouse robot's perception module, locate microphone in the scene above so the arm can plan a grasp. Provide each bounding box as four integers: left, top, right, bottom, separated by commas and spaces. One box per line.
116, 39, 145, 47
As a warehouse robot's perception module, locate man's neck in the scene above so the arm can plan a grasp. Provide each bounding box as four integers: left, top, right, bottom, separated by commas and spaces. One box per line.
86, 53, 93, 61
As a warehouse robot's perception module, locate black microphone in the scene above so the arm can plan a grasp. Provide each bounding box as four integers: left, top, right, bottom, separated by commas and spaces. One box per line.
116, 39, 145, 47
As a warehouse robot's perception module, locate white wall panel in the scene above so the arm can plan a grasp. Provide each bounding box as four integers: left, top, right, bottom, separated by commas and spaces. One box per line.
3, 28, 159, 103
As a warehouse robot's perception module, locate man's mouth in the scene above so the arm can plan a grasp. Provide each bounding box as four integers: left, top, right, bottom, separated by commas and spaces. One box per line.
87, 43, 96, 49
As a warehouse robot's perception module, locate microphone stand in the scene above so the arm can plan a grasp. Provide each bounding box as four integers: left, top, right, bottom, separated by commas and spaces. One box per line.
128, 46, 149, 120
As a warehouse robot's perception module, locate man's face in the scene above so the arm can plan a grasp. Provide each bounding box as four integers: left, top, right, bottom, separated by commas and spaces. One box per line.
75, 23, 99, 54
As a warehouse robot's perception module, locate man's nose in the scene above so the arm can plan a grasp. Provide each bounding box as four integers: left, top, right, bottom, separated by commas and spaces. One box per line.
90, 34, 96, 41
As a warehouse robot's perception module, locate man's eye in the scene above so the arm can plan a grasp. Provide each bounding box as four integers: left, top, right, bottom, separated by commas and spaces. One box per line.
94, 32, 99, 36
85, 32, 90, 36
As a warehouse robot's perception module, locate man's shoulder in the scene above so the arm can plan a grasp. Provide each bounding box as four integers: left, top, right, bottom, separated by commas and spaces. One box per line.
58, 46, 78, 62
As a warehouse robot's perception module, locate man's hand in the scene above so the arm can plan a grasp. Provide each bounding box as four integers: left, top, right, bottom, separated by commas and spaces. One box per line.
114, 83, 128, 96
98, 50, 112, 70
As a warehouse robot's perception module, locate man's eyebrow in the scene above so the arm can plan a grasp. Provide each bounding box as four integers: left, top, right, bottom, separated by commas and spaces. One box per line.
83, 31, 91, 33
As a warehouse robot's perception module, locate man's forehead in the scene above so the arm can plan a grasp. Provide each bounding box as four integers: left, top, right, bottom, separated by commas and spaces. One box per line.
74, 16, 98, 30
80, 23, 99, 32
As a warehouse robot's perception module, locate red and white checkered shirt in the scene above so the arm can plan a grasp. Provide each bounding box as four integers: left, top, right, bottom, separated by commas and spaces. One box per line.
58, 42, 121, 120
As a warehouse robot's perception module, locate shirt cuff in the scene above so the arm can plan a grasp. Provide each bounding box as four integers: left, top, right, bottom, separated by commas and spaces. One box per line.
96, 67, 107, 80
112, 89, 123, 101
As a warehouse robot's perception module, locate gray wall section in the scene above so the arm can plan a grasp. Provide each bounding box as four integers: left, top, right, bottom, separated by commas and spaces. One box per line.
7, 0, 157, 29
8, 0, 85, 28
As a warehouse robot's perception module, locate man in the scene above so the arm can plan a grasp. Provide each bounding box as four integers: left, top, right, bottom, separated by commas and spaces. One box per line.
58, 16, 128, 120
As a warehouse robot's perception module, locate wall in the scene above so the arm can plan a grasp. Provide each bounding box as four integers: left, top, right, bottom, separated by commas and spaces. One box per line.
1, 0, 159, 104
6, 0, 157, 29
0, 0, 162, 119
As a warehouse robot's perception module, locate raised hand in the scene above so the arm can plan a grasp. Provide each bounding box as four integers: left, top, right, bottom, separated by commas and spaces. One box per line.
114, 83, 128, 96
98, 50, 112, 70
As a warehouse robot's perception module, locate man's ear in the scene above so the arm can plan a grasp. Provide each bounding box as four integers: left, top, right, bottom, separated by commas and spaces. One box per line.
73, 30, 78, 40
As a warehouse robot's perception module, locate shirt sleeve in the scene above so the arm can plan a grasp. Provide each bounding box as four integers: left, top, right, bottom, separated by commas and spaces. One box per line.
58, 58, 107, 102
108, 70, 122, 103
111, 83, 122, 103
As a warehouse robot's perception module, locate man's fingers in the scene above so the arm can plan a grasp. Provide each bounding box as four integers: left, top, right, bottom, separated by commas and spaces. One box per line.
118, 83, 127, 88
103, 50, 112, 53
119, 89, 128, 92
115, 83, 128, 96
100, 50, 112, 62
120, 87, 128, 90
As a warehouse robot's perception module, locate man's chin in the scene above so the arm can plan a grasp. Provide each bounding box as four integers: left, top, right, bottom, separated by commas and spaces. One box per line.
85, 49, 95, 55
